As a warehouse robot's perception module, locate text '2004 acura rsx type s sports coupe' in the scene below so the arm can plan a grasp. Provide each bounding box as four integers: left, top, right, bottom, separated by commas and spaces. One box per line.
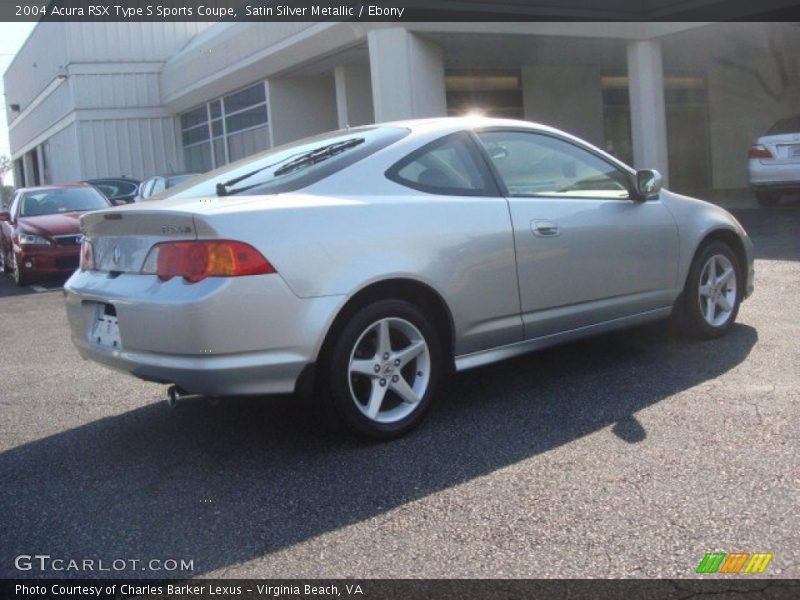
65, 118, 754, 439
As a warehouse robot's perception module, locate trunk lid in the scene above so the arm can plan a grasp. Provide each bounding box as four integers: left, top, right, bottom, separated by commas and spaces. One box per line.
757, 132, 800, 164
78, 194, 280, 272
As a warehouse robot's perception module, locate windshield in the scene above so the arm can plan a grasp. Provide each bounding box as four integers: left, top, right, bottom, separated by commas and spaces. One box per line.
163, 126, 409, 200
20, 188, 110, 217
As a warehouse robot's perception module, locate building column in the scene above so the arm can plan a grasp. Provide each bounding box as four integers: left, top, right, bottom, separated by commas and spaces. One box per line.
626, 39, 669, 186
334, 65, 375, 129
367, 28, 447, 122
22, 152, 35, 187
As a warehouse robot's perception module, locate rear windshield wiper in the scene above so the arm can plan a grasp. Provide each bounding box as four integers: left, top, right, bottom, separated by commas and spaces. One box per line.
272, 138, 365, 177
216, 137, 366, 197
215, 150, 307, 196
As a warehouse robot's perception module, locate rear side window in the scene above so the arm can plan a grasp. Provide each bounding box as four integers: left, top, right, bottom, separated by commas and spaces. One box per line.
386, 133, 497, 196
767, 115, 800, 135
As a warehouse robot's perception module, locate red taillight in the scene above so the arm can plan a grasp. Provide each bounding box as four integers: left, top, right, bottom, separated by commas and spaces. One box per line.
80, 239, 95, 271
748, 144, 773, 159
142, 240, 275, 283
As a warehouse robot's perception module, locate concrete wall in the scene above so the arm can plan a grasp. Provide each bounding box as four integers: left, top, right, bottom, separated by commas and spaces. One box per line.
41, 123, 81, 185
334, 65, 374, 128
368, 29, 447, 122
521, 66, 605, 147
267, 76, 338, 146
76, 117, 181, 180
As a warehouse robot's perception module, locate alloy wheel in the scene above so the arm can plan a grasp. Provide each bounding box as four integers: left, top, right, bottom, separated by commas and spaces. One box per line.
698, 254, 737, 327
347, 317, 431, 424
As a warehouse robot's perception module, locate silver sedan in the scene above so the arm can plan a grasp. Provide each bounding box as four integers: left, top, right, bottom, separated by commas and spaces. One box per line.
65, 118, 754, 439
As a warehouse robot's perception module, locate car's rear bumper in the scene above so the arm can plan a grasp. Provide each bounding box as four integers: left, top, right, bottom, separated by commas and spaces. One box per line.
748, 159, 800, 189
64, 270, 344, 396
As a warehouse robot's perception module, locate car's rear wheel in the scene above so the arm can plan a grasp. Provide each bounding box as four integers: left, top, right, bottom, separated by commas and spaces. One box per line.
325, 299, 443, 440
756, 191, 780, 206
680, 241, 741, 339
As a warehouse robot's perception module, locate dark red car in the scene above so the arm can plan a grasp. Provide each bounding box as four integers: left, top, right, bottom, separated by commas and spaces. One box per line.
0, 184, 113, 286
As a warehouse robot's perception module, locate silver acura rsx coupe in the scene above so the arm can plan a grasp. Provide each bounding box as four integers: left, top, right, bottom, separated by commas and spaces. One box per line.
65, 117, 754, 439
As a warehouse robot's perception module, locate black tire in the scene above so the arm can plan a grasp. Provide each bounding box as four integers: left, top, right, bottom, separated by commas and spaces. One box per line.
756, 191, 780, 207
679, 241, 742, 339
11, 252, 30, 286
0, 246, 9, 273
321, 299, 443, 440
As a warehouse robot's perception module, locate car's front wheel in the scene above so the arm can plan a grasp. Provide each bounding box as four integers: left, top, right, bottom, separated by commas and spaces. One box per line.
0, 245, 9, 273
10, 251, 29, 286
680, 241, 742, 339
325, 299, 443, 440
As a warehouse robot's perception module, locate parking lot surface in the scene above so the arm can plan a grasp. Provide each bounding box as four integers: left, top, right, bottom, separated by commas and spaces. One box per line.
0, 207, 798, 579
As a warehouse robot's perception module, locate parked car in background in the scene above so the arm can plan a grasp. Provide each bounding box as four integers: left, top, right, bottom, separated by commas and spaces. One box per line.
85, 177, 140, 204
748, 114, 800, 206
0, 184, 112, 285
65, 118, 754, 439
135, 173, 200, 201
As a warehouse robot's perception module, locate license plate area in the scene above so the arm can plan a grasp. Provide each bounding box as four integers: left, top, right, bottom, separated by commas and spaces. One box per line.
91, 303, 121, 348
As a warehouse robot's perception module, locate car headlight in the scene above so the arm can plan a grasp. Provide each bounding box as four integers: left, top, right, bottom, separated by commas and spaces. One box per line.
18, 233, 52, 245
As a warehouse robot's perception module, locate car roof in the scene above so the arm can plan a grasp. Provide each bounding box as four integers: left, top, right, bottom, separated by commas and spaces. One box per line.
85, 177, 139, 183
15, 183, 94, 193
146, 172, 199, 178
382, 116, 561, 135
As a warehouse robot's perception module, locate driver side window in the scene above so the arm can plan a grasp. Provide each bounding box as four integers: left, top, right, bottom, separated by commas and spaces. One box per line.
477, 131, 631, 199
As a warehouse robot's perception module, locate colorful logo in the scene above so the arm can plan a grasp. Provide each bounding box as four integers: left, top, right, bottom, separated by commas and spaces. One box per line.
696, 552, 773, 574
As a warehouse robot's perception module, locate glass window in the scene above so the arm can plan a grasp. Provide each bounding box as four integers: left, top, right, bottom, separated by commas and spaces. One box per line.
213, 138, 227, 167
179, 82, 271, 171
226, 105, 268, 134
387, 133, 495, 196
169, 126, 408, 198
180, 106, 207, 130
151, 178, 166, 196
477, 131, 630, 199
182, 126, 210, 146
20, 187, 109, 216
184, 144, 213, 174
227, 125, 269, 162
90, 179, 138, 198
166, 174, 197, 188
224, 84, 266, 114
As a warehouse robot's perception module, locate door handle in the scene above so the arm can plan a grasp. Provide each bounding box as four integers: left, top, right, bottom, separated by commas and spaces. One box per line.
531, 220, 560, 237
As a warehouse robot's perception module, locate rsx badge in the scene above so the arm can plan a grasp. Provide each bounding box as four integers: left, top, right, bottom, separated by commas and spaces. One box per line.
161, 225, 193, 234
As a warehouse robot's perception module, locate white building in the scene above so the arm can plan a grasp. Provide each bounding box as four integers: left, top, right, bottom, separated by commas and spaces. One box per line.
4, 21, 800, 197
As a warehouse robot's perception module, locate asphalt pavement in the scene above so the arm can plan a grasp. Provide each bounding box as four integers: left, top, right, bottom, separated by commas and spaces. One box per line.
0, 206, 798, 579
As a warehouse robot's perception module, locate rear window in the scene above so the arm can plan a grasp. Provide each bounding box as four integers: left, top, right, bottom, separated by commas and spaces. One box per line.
20, 188, 110, 217
164, 126, 410, 199
767, 115, 800, 135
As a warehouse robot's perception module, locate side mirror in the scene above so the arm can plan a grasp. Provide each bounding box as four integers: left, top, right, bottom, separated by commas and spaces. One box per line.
634, 169, 662, 201
111, 198, 128, 206
0, 211, 10, 222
